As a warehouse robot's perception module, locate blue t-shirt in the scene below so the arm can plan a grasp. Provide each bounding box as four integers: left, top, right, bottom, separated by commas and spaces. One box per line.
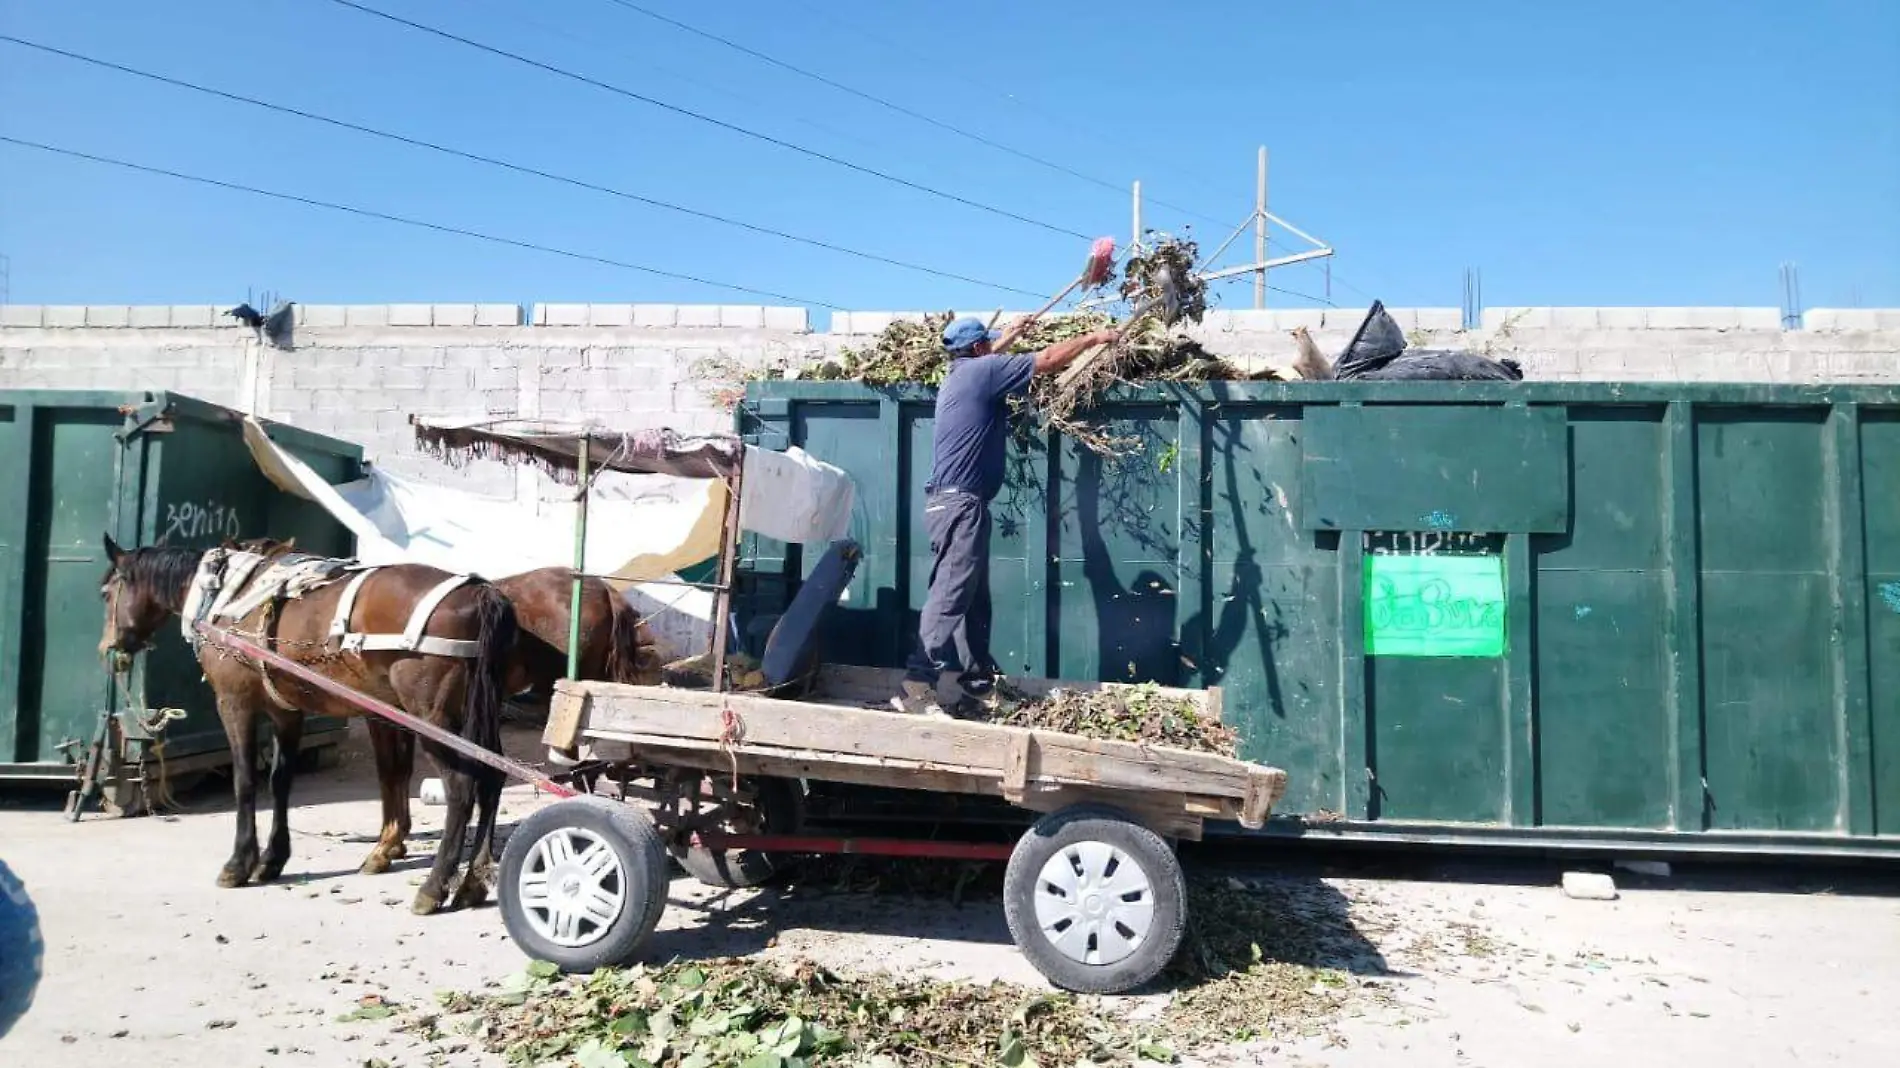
926, 352, 1037, 500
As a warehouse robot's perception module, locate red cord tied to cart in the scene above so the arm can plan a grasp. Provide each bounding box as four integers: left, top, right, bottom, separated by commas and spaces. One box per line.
718, 698, 745, 790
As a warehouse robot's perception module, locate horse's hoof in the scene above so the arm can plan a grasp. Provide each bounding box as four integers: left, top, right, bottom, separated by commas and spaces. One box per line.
216, 868, 247, 889
252, 861, 286, 884
359, 853, 391, 876
386, 842, 408, 861
451, 878, 490, 910
411, 891, 441, 916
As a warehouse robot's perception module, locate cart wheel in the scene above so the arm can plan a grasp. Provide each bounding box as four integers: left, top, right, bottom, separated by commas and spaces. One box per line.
1003, 804, 1187, 995
498, 796, 670, 973
670, 776, 804, 889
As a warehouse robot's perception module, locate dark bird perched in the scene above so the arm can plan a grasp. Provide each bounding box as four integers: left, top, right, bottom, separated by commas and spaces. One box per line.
223, 300, 295, 349
224, 303, 264, 330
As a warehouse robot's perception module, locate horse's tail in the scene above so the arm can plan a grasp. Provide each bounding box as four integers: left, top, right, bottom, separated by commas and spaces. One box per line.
602, 583, 658, 685
460, 581, 518, 774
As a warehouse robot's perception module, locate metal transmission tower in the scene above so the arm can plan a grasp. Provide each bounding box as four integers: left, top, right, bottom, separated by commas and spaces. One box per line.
1090, 146, 1336, 311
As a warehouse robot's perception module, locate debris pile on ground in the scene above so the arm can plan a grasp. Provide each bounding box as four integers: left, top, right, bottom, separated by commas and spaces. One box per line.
1165, 877, 1388, 1044
438, 875, 1390, 1066
989, 682, 1239, 758
466, 958, 1175, 1067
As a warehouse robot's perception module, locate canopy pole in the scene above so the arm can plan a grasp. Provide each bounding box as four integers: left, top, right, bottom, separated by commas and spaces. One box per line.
567, 434, 590, 681
709, 464, 745, 693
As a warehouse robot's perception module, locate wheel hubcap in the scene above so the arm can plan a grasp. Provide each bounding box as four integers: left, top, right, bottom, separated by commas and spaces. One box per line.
517, 826, 626, 948
1032, 841, 1155, 966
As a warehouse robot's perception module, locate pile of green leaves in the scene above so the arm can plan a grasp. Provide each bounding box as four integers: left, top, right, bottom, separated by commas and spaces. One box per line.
990, 683, 1239, 758
473, 958, 1177, 1068
1162, 878, 1387, 1044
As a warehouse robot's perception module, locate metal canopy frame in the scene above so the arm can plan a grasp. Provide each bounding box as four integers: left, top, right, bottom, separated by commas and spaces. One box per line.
407, 416, 748, 692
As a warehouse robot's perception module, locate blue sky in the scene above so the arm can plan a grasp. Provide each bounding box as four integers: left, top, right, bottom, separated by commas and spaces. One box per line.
1, 0, 1895, 314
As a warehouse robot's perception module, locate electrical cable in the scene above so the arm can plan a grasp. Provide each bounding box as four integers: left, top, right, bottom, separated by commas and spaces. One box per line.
323, 0, 1094, 241
0, 35, 1046, 299
0, 134, 842, 307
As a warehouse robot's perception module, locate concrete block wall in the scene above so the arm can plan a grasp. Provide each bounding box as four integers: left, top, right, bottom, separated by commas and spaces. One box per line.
826, 306, 1900, 383
6, 301, 1900, 506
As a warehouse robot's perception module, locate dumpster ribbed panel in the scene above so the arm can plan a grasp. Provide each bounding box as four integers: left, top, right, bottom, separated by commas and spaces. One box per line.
742, 381, 1900, 855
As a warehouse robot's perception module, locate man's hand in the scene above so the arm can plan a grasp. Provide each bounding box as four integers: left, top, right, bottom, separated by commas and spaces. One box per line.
1033, 327, 1121, 375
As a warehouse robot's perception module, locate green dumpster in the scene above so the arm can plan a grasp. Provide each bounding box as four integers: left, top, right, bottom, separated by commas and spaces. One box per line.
0, 390, 363, 813
741, 380, 1900, 859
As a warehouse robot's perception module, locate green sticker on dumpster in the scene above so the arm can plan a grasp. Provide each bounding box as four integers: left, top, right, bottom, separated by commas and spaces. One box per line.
1365, 554, 1507, 657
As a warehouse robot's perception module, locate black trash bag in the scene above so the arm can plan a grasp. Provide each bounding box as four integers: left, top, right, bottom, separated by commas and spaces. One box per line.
1331, 301, 1523, 381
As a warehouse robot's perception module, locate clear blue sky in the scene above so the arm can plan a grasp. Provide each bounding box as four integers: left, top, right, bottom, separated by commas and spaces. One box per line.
2, 0, 1895, 314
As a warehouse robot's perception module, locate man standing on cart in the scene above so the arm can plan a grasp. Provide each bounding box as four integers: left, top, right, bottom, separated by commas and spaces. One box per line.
893, 315, 1120, 719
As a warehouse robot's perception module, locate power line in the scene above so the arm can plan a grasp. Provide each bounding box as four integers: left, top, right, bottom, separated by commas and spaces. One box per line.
783, 0, 1241, 222
0, 35, 1045, 300
594, 0, 1230, 229
1206, 273, 1335, 307
322, 0, 1093, 241
0, 134, 842, 307
462, 0, 889, 156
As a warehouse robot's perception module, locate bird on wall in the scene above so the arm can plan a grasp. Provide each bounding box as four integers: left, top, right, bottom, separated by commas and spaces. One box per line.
223, 299, 295, 349
224, 302, 263, 331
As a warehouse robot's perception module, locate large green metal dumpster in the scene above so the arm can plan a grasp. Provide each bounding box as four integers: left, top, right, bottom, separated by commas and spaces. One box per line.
0, 390, 363, 812
740, 380, 1900, 859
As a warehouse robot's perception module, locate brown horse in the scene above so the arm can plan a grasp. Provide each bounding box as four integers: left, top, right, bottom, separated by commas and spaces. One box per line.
98, 536, 517, 914
497, 566, 663, 696
357, 566, 663, 847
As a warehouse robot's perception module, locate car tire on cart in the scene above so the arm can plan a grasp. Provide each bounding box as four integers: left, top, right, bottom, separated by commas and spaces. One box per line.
670, 776, 805, 889
498, 795, 670, 974
1003, 803, 1187, 995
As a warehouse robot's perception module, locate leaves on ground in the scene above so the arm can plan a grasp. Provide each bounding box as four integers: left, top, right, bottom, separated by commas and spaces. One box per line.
434, 875, 1414, 1066
473, 958, 1171, 1067
336, 994, 402, 1023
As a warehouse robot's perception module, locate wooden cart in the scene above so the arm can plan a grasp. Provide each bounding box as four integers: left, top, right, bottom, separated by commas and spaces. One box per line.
397, 419, 1292, 994
493, 667, 1288, 994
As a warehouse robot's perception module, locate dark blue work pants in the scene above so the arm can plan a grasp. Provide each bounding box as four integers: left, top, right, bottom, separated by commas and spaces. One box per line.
903, 489, 996, 693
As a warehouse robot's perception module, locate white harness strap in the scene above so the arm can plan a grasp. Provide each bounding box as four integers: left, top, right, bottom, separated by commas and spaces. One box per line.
330, 569, 483, 659
328, 569, 378, 646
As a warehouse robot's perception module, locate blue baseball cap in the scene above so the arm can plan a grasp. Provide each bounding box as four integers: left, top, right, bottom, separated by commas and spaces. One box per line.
941, 316, 1001, 353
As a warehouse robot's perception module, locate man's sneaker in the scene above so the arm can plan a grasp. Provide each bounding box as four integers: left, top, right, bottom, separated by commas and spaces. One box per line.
957, 672, 1033, 714
890, 680, 951, 719
953, 680, 1022, 719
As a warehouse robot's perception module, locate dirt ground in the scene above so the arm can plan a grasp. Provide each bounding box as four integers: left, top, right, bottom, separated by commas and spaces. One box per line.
1, 721, 1896, 1068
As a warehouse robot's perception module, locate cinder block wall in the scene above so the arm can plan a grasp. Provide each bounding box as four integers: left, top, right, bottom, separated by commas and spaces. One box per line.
5, 302, 1899, 503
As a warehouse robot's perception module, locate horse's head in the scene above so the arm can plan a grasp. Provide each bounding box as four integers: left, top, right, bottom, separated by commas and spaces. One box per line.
98, 535, 196, 663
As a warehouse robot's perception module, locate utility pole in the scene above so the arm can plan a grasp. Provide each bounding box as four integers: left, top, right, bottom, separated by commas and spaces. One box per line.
1088, 153, 1334, 312
1254, 147, 1268, 309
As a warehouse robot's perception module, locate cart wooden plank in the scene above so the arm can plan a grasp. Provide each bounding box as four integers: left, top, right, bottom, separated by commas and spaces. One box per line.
548, 674, 1289, 832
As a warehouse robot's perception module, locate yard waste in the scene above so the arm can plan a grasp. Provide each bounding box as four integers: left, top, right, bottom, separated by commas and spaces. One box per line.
436, 874, 1390, 1066
988, 682, 1238, 758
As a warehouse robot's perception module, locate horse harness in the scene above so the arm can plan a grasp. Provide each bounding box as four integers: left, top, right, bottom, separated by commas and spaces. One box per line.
183, 548, 483, 710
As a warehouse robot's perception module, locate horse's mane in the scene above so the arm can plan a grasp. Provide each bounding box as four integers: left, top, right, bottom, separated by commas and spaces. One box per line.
108, 545, 204, 611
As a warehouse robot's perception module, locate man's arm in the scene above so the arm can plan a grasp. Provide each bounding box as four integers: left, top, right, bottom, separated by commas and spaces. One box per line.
1032, 328, 1121, 375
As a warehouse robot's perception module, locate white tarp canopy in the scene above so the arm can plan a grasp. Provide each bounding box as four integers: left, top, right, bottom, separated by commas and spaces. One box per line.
239, 417, 856, 659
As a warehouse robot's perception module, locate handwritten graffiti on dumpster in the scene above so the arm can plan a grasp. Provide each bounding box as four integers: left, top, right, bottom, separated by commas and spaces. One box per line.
162, 500, 242, 544
1365, 553, 1507, 657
